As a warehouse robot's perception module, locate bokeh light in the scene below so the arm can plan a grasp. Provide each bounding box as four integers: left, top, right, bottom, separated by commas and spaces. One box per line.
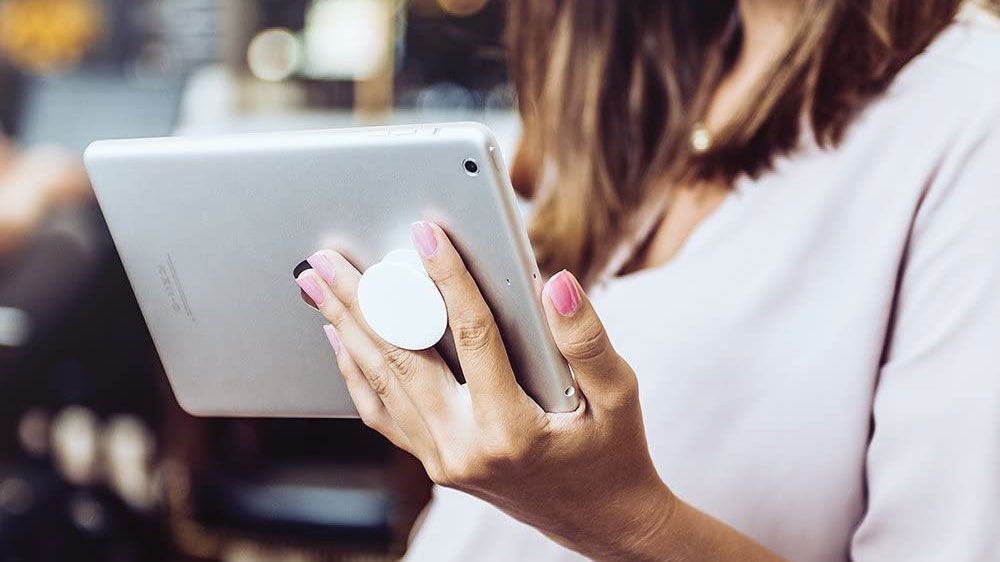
0, 0, 103, 73
301, 0, 392, 80
247, 27, 302, 83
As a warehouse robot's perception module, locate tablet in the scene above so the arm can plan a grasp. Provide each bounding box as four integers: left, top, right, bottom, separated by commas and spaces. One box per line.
84, 123, 579, 417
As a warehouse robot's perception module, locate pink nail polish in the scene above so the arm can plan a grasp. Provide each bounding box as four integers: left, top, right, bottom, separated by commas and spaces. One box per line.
545, 270, 581, 316
296, 273, 325, 306
323, 324, 342, 355
411, 221, 438, 258
307, 252, 336, 285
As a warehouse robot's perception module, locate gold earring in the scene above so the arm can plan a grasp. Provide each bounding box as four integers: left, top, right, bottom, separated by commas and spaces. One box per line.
690, 122, 713, 153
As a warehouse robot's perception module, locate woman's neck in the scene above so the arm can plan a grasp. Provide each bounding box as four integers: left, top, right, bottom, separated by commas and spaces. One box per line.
737, 0, 802, 67
703, 0, 801, 131
630, 1, 805, 273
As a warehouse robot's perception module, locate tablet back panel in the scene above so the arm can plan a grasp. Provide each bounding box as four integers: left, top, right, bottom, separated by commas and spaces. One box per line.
85, 123, 578, 417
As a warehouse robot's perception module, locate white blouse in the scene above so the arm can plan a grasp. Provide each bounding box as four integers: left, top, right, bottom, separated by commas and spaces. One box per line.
405, 5, 1000, 561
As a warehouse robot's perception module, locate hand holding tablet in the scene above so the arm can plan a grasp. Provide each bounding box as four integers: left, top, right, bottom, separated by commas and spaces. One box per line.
84, 123, 578, 417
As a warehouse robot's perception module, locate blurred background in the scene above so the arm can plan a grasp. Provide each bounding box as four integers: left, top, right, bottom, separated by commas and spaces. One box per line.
0, 1, 516, 560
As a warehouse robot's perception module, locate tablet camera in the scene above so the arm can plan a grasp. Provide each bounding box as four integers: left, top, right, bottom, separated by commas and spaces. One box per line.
463, 158, 480, 176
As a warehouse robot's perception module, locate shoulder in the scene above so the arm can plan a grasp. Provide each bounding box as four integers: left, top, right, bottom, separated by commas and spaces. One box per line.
899, 4, 1000, 112
874, 4, 1000, 154
819, 6, 1000, 228
927, 3, 1000, 73
906, 6, 1000, 233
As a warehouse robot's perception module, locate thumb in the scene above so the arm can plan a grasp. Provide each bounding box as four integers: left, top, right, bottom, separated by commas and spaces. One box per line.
542, 270, 637, 412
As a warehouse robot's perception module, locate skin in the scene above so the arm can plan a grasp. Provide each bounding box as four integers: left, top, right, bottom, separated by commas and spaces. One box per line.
642, 0, 802, 270
296, 222, 784, 561
296, 1, 803, 558
0, 139, 92, 255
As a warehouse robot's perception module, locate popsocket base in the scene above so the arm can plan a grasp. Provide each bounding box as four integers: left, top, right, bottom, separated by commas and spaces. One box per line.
358, 249, 447, 351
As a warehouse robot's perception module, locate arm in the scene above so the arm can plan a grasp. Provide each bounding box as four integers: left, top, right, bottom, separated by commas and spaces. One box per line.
851, 113, 1000, 559
293, 222, 785, 561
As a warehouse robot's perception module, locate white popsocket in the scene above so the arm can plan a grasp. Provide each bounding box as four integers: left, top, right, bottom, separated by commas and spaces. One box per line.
358, 249, 448, 350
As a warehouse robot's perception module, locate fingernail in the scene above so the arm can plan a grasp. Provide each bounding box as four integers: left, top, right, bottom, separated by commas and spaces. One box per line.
307, 251, 336, 285
296, 272, 325, 306
323, 324, 342, 355
545, 270, 581, 317
410, 221, 438, 258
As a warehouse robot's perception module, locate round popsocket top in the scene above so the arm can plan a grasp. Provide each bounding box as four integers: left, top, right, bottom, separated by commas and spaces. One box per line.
357, 249, 448, 351
382, 248, 426, 270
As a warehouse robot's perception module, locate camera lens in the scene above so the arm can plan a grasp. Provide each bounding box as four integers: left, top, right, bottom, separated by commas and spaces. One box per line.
463, 159, 479, 175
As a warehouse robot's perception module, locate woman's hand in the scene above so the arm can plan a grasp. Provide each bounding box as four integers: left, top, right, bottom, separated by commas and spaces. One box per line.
295, 222, 784, 562
294, 221, 669, 560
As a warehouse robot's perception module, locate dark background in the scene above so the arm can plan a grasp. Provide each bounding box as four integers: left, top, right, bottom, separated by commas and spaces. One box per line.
0, 1, 510, 560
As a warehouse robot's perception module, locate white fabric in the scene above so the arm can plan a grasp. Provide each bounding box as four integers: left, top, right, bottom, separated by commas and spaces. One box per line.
405, 6, 1000, 561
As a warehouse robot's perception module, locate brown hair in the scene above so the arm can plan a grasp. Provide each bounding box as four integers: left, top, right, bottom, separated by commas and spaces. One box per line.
507, 0, 989, 285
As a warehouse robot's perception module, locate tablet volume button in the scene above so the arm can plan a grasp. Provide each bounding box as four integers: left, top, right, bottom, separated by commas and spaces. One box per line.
489, 146, 504, 173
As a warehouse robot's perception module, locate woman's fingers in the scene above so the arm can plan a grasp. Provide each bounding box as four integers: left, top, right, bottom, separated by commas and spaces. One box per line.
324, 325, 414, 453
409, 221, 534, 417
296, 268, 439, 456
541, 270, 638, 414
306, 250, 459, 413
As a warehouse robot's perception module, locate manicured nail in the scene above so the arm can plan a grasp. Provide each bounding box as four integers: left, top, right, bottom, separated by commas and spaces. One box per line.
410, 221, 438, 258
296, 272, 325, 306
307, 252, 336, 285
323, 324, 342, 355
545, 270, 581, 317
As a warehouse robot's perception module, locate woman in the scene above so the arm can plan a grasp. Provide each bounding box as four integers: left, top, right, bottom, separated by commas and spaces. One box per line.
294, 1, 1000, 560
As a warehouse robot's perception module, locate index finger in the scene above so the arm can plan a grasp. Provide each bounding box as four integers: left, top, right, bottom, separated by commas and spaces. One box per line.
409, 221, 535, 417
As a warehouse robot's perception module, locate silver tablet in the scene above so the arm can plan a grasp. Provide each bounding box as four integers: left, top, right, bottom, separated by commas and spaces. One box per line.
84, 123, 578, 417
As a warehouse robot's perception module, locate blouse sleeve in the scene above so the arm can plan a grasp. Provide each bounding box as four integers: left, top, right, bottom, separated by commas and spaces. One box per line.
850, 113, 1000, 559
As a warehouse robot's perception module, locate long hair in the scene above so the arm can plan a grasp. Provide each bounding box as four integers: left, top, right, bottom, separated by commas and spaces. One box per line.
507, 0, 989, 285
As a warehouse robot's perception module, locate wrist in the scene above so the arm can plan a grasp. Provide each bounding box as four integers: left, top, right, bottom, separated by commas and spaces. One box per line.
616, 480, 680, 562
571, 476, 678, 562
